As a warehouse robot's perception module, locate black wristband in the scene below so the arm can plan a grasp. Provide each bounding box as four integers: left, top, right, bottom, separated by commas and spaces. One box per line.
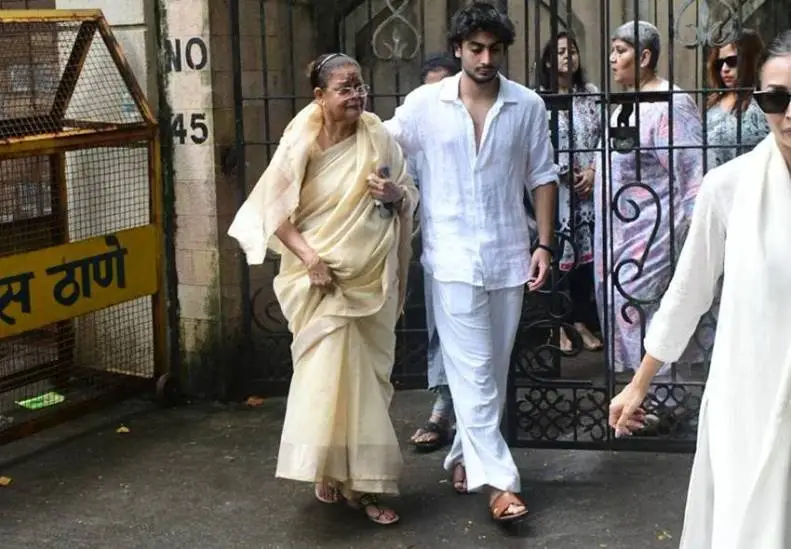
533, 244, 553, 257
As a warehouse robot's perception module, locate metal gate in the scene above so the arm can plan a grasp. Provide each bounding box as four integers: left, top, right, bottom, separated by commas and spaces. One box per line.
228, 0, 790, 451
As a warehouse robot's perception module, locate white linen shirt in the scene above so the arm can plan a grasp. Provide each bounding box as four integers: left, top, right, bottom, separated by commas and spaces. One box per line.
384, 72, 558, 290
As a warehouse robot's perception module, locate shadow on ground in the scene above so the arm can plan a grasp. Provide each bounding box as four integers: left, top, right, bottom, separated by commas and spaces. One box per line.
0, 390, 692, 549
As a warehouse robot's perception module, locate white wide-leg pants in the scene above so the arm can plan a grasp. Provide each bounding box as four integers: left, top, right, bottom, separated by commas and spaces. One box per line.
423, 268, 446, 390
431, 278, 524, 493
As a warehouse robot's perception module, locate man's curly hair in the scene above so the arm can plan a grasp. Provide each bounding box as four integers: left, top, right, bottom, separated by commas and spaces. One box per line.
447, 2, 516, 51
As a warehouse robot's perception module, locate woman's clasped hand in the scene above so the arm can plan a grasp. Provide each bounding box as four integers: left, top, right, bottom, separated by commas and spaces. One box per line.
367, 169, 405, 206
304, 253, 334, 292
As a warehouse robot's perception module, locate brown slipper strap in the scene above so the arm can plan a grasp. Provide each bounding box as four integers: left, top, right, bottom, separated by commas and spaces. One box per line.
490, 491, 528, 519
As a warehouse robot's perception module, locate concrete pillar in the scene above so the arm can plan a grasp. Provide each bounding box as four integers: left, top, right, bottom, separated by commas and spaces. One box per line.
155, 0, 226, 395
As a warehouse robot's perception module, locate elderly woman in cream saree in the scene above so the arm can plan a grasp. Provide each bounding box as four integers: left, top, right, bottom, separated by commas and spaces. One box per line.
228, 53, 418, 526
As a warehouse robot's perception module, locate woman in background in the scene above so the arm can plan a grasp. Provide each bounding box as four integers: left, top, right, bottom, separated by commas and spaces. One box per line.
538, 31, 603, 353
596, 21, 707, 427
705, 28, 770, 170
408, 52, 461, 453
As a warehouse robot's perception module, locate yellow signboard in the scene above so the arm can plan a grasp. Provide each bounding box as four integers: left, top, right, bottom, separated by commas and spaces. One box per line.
0, 225, 159, 338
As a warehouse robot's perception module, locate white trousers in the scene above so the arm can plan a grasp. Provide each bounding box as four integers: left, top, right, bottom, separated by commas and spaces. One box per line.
423, 268, 446, 390
431, 278, 524, 493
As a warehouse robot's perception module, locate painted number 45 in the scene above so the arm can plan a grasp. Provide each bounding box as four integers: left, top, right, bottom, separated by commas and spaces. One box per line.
171, 113, 208, 145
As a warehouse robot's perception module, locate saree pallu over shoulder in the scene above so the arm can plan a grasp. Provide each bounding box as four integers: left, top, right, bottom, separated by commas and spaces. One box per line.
226, 102, 417, 316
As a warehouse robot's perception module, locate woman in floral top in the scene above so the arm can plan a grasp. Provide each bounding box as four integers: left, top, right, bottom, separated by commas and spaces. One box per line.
596, 21, 711, 401
539, 32, 603, 352
705, 29, 770, 170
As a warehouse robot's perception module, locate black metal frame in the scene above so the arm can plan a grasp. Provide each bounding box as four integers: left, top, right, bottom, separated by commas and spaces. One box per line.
228, 0, 791, 452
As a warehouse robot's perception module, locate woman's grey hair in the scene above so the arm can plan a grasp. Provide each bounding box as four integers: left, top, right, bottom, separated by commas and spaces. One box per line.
612, 20, 661, 72
765, 29, 791, 62
307, 53, 360, 89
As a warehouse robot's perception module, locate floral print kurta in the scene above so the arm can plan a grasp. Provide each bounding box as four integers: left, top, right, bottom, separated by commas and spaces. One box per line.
705, 98, 770, 170
544, 83, 602, 271
594, 81, 709, 373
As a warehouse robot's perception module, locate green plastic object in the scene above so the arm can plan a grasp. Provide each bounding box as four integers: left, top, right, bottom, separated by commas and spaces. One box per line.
15, 391, 66, 410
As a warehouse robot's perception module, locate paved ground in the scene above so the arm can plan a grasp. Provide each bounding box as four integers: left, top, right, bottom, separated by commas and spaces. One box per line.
1, 390, 693, 549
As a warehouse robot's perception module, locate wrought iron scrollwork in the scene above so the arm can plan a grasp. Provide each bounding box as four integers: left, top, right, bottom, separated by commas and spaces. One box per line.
675, 0, 744, 49
371, 0, 422, 61
611, 182, 663, 309
514, 386, 609, 442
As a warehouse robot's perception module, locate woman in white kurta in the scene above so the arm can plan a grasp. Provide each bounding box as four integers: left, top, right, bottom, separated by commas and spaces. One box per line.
609, 31, 791, 549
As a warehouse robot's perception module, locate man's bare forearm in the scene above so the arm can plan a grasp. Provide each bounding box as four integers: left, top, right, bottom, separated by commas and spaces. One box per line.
532, 183, 556, 247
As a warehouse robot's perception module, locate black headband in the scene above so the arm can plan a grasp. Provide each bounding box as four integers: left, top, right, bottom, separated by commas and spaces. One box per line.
315, 53, 343, 76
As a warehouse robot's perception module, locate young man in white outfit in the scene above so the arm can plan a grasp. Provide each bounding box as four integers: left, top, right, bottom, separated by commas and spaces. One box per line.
384, 2, 557, 523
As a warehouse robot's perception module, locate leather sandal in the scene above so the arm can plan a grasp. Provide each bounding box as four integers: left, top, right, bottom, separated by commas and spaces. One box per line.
489, 491, 529, 523
347, 493, 400, 526
410, 420, 452, 453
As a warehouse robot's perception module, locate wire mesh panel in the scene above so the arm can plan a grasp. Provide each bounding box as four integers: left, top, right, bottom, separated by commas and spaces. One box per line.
0, 10, 163, 444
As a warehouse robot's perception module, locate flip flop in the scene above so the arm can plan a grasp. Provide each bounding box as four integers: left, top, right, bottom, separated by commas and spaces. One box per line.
410, 420, 452, 453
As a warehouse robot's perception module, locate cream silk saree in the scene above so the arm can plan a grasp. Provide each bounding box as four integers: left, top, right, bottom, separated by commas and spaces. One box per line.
228, 102, 418, 495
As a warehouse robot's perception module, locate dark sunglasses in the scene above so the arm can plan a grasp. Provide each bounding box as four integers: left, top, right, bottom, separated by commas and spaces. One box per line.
754, 89, 791, 114
714, 55, 738, 71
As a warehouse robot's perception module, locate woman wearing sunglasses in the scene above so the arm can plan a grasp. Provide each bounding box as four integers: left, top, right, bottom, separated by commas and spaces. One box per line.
705, 29, 770, 170
609, 30, 791, 549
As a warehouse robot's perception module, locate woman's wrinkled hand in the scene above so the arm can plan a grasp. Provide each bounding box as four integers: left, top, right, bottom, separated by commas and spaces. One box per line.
573, 167, 595, 199
608, 382, 649, 437
304, 254, 334, 292
367, 170, 404, 204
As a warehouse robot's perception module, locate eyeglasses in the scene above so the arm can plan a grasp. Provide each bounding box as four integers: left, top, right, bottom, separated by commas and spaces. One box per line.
334, 84, 370, 98
754, 89, 791, 114
714, 55, 738, 71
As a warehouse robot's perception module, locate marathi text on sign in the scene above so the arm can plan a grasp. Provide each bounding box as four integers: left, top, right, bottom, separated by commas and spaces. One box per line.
0, 225, 158, 338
